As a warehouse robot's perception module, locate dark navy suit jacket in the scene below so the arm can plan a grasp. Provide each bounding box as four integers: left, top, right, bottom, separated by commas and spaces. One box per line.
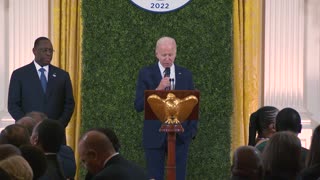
38, 154, 66, 180
134, 63, 198, 148
92, 154, 148, 180
58, 145, 76, 179
8, 62, 75, 127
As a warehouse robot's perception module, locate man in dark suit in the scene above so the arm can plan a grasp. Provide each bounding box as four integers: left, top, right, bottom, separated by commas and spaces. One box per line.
78, 129, 148, 180
7, 37, 75, 128
134, 36, 197, 180
84, 127, 121, 180
18, 111, 76, 179
31, 119, 67, 180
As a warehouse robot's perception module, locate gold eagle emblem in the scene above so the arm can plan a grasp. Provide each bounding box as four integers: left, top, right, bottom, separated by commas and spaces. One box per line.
147, 93, 198, 124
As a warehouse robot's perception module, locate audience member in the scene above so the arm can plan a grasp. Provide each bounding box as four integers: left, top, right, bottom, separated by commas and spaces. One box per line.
31, 119, 66, 180
262, 131, 302, 179
300, 125, 320, 180
276, 108, 308, 165
16, 116, 37, 135
0, 124, 30, 147
25, 111, 48, 125
85, 127, 121, 180
231, 146, 263, 180
18, 112, 76, 179
0, 155, 33, 180
248, 106, 279, 146
0, 144, 21, 160
256, 107, 308, 165
20, 144, 47, 180
78, 129, 148, 180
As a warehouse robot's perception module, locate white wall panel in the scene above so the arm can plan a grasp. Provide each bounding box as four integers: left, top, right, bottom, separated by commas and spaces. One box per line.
264, 0, 305, 111
264, 0, 320, 148
0, 0, 49, 126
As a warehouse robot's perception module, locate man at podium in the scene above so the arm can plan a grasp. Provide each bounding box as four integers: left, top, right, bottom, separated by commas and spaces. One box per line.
134, 36, 197, 180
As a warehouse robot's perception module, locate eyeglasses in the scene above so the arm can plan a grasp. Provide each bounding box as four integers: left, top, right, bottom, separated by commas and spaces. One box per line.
38, 48, 55, 54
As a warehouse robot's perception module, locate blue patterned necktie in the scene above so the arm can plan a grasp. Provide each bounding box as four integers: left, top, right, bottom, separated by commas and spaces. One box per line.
39, 68, 47, 93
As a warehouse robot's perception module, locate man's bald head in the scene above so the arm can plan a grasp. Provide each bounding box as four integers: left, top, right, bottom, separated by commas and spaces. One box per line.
16, 116, 36, 135
25, 111, 48, 124
80, 130, 115, 154
78, 130, 116, 174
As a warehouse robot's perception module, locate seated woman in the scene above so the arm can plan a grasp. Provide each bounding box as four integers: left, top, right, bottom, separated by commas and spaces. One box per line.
248, 106, 279, 147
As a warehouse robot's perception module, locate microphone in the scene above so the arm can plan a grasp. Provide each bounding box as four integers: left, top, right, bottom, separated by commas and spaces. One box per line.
164, 67, 170, 78
170, 78, 175, 90
164, 68, 170, 90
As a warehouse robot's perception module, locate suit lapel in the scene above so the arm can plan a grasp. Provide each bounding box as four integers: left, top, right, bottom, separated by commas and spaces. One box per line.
28, 63, 46, 95
152, 63, 162, 85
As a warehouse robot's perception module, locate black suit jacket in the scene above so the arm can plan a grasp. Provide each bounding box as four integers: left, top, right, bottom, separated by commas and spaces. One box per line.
92, 154, 148, 180
300, 163, 320, 180
58, 145, 76, 179
39, 154, 66, 180
8, 62, 75, 127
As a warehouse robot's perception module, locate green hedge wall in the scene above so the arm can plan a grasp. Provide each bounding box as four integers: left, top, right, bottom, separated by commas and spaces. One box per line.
81, 0, 233, 179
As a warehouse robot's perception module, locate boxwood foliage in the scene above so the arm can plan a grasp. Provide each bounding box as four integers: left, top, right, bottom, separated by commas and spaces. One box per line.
81, 0, 232, 179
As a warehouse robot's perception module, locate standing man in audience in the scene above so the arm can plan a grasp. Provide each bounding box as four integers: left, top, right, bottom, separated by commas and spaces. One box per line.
78, 129, 147, 180
7, 37, 75, 129
134, 36, 197, 180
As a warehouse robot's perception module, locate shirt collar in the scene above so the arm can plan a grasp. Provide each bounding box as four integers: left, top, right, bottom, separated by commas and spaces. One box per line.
103, 152, 119, 167
34, 60, 49, 72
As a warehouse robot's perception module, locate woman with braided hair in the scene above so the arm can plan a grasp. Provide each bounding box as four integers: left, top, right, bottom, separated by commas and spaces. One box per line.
248, 106, 279, 147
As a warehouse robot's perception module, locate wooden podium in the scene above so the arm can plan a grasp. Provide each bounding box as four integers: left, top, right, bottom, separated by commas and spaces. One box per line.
144, 90, 200, 180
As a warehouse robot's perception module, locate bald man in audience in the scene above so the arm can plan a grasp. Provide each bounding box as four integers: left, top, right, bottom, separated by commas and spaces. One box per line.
85, 127, 121, 180
79, 129, 147, 180
16, 116, 37, 135
231, 146, 263, 180
25, 111, 48, 125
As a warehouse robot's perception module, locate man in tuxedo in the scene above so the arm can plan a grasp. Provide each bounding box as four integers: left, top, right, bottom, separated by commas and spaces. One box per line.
134, 36, 197, 180
78, 129, 147, 180
7, 37, 75, 128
